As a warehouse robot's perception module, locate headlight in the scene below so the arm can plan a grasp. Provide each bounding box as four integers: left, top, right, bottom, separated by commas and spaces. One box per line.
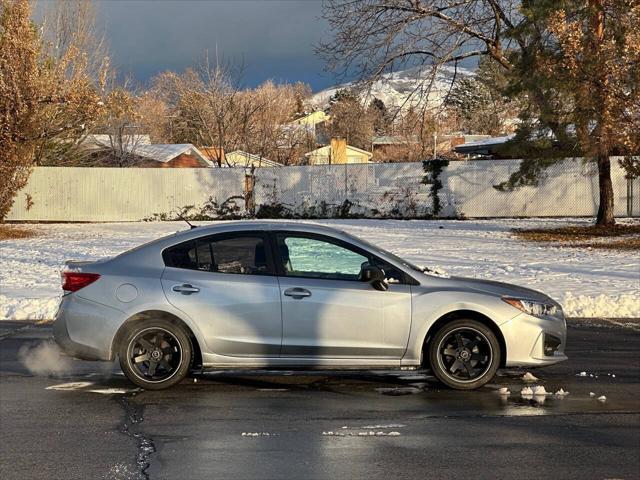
502, 297, 562, 319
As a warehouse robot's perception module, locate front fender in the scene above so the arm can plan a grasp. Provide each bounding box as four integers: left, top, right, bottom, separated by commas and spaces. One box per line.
401, 289, 518, 366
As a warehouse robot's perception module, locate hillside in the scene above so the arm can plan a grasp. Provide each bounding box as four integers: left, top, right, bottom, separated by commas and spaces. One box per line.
311, 65, 474, 111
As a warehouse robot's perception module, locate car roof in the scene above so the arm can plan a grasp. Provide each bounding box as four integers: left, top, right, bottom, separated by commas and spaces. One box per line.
182, 220, 347, 235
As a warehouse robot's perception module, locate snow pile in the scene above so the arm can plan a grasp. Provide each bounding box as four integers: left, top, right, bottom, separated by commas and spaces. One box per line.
362, 424, 406, 429
322, 431, 401, 437
562, 292, 640, 318
0, 294, 61, 321
521, 386, 534, 396
1, 218, 638, 320
531, 385, 548, 395
521, 372, 539, 382
555, 388, 570, 396
375, 386, 422, 395
46, 382, 94, 391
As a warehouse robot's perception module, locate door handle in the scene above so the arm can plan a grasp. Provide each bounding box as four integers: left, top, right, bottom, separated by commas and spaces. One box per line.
172, 284, 200, 295
283, 287, 311, 299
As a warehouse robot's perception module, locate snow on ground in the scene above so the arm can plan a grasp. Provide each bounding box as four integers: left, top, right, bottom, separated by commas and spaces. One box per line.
1, 218, 638, 320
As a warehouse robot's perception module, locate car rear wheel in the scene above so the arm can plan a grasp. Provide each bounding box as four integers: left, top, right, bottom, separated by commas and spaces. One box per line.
118, 319, 192, 390
428, 319, 501, 390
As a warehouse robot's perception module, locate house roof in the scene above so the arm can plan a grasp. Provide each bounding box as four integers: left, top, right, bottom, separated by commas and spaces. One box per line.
453, 135, 515, 155
289, 111, 329, 126
304, 144, 373, 158
131, 144, 213, 166
372, 135, 419, 145
83, 134, 151, 148
225, 150, 283, 167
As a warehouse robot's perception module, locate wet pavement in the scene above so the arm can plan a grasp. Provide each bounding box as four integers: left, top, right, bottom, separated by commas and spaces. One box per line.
1, 320, 639, 479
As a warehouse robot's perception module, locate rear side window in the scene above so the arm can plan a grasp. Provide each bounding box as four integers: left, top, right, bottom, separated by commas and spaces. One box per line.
163, 234, 270, 275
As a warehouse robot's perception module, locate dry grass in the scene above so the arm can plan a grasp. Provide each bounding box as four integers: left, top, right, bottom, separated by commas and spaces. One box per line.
513, 224, 640, 250
0, 224, 36, 240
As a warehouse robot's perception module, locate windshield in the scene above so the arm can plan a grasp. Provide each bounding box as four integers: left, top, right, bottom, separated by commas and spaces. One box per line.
340, 231, 424, 273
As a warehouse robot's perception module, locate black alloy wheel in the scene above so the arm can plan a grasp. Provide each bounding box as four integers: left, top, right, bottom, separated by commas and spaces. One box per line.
428, 319, 501, 390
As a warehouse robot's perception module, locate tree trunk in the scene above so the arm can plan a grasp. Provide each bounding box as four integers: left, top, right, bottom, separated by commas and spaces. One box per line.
595, 154, 615, 226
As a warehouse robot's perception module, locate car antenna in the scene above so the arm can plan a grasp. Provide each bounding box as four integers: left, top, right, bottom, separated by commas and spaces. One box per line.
175, 210, 197, 229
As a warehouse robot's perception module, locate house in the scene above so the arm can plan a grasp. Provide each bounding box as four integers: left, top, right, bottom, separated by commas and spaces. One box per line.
225, 150, 283, 168
289, 111, 330, 127
371, 135, 421, 161
372, 135, 419, 147
281, 111, 331, 147
453, 134, 515, 158
81, 134, 151, 150
199, 147, 226, 165
134, 144, 213, 167
305, 138, 373, 165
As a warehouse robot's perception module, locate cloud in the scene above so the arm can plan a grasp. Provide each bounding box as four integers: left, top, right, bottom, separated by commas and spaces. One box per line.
97, 0, 332, 89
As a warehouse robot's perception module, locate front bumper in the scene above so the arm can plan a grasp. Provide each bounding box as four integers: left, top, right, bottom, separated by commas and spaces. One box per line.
500, 313, 568, 367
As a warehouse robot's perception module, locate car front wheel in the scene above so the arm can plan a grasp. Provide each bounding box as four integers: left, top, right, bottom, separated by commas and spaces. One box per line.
118, 319, 192, 390
428, 319, 501, 390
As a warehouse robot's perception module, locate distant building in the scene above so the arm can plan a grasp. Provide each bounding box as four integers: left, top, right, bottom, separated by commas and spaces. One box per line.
135, 144, 213, 167
225, 150, 283, 168
305, 138, 373, 165
371, 135, 420, 161
81, 134, 151, 150
282, 111, 331, 147
372, 135, 419, 147
453, 135, 515, 158
199, 147, 226, 166
289, 111, 330, 127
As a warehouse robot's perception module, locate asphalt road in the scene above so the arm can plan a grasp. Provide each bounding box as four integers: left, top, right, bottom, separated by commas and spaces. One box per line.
1, 320, 639, 480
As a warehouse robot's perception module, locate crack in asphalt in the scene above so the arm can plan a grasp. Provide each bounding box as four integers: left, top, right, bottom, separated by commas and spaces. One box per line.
116, 395, 156, 480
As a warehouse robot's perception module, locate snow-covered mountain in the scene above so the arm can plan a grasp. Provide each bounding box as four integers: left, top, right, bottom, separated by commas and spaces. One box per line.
311, 65, 474, 112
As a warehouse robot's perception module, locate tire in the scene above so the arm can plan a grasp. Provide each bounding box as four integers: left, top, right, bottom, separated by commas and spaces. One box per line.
118, 318, 193, 390
428, 319, 501, 390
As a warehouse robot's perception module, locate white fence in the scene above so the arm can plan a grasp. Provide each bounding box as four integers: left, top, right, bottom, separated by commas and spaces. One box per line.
6, 158, 638, 221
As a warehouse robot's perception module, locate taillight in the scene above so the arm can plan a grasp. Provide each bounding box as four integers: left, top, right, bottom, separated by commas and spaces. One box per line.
61, 272, 100, 292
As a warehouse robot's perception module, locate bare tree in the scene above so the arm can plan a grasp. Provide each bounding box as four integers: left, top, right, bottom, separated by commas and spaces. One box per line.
319, 0, 640, 226
0, 0, 103, 220
148, 63, 314, 166
39, 0, 110, 81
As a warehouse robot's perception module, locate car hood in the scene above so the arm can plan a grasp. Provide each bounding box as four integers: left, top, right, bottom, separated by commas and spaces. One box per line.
424, 274, 555, 304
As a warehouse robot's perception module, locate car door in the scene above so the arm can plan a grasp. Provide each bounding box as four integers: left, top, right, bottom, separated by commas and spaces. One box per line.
274, 232, 412, 361
161, 232, 282, 357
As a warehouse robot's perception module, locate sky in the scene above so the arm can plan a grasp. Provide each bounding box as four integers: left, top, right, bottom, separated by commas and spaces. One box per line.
95, 0, 333, 91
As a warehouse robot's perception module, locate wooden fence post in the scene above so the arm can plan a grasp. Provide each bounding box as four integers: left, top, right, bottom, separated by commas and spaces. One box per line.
244, 166, 256, 216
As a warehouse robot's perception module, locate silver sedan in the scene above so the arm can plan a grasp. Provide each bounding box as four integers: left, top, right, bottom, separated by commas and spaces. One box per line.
54, 221, 567, 390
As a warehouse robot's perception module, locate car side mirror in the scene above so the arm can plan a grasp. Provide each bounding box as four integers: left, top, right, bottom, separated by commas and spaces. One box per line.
359, 263, 388, 291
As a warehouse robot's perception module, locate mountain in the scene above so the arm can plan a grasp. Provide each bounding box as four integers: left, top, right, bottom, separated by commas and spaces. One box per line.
311, 65, 474, 112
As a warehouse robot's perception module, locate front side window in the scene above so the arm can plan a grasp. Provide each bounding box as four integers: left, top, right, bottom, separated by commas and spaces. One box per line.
163, 234, 269, 275
276, 234, 369, 281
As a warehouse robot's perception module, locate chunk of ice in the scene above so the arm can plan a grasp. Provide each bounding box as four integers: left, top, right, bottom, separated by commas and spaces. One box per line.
532, 385, 548, 395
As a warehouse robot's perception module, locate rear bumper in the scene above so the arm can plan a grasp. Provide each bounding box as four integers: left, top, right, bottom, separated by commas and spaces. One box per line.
500, 313, 568, 367
53, 315, 110, 361
53, 295, 124, 361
